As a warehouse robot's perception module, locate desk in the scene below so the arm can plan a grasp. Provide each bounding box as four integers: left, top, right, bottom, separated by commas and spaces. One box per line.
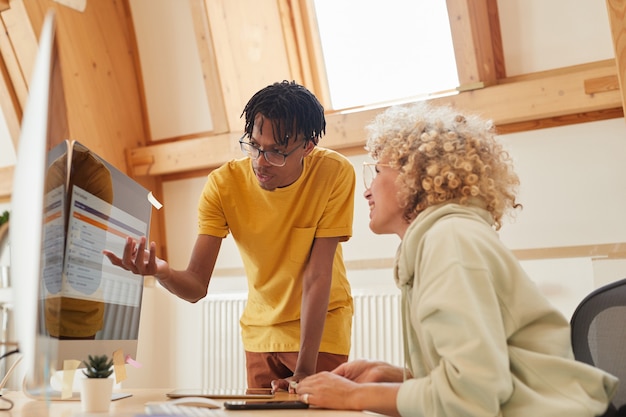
1, 389, 377, 416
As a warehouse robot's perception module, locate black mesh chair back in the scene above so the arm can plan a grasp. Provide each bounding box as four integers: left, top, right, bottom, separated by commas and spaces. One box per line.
570, 278, 626, 417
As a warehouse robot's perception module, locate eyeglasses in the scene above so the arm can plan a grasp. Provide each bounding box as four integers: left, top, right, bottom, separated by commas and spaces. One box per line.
363, 162, 393, 189
239, 135, 303, 167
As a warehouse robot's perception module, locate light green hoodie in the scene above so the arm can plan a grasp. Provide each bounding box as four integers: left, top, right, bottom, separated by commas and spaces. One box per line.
394, 203, 618, 417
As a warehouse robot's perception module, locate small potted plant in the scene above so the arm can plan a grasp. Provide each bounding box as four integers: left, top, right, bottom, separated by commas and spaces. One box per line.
0, 210, 9, 251
80, 354, 114, 412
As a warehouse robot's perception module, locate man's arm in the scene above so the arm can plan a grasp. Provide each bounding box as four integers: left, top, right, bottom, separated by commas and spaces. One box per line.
293, 236, 340, 379
104, 234, 222, 303
156, 234, 222, 302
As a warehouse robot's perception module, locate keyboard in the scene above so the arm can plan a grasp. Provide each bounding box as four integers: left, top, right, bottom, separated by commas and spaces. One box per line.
145, 401, 225, 416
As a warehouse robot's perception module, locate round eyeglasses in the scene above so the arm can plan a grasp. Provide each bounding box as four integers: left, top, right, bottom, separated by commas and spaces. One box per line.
363, 162, 393, 189
239, 135, 303, 167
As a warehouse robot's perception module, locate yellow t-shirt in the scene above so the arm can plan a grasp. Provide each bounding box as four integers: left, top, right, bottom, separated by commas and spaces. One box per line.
198, 147, 354, 354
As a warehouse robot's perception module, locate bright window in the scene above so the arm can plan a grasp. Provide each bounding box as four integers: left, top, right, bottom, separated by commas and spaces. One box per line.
312, 0, 459, 110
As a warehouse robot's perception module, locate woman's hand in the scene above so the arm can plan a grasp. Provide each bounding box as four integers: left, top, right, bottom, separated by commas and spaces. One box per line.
333, 359, 407, 383
296, 371, 402, 417
296, 371, 361, 409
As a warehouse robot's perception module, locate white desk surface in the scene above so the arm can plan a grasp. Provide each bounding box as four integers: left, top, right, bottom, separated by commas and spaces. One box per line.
1, 388, 381, 416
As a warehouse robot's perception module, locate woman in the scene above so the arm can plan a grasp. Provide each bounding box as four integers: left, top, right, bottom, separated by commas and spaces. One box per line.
295, 102, 618, 416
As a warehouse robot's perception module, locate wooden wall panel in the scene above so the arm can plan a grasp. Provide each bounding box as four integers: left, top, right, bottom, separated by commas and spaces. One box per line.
447, 0, 500, 88
189, 0, 228, 134
0, 1, 37, 115
9, 0, 164, 248
606, 0, 626, 115
126, 59, 623, 177
203, 0, 293, 131
22, 0, 148, 173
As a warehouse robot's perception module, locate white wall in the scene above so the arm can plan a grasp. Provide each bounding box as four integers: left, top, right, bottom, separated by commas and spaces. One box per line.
499, 120, 626, 249
498, 0, 615, 76
128, 0, 213, 140
497, 119, 626, 315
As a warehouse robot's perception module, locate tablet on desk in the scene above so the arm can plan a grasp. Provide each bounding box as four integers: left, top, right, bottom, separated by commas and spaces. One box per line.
224, 400, 309, 410
166, 388, 274, 399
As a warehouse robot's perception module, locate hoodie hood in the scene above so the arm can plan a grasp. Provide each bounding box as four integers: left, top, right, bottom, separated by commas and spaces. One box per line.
395, 202, 494, 290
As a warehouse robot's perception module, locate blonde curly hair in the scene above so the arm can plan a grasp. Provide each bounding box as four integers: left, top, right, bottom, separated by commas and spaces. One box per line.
365, 102, 521, 230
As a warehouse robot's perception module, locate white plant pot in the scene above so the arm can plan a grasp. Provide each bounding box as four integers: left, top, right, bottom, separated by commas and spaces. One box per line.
80, 377, 113, 413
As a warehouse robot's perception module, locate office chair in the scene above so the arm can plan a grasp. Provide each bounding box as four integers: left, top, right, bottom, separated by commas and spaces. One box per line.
570, 278, 626, 417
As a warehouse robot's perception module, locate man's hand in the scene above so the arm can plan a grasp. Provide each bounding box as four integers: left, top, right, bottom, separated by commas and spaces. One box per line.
103, 236, 163, 276
270, 376, 303, 394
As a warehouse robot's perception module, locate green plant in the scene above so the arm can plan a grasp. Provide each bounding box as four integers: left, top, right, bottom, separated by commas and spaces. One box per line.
82, 354, 114, 379
0, 211, 8, 226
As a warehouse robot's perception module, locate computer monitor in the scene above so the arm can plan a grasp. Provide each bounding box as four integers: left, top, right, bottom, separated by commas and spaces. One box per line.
11, 10, 152, 400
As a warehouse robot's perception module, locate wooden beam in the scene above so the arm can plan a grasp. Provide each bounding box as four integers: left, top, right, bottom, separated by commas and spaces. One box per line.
447, 0, 501, 87
512, 242, 626, 261
584, 74, 620, 94
127, 132, 242, 177
204, 0, 295, 132
0, 165, 13, 202
495, 107, 624, 134
0, 0, 10, 12
0, 33, 21, 148
0, 0, 38, 112
121, 60, 623, 177
3, 59, 622, 185
485, 0, 506, 79
278, 0, 332, 109
440, 60, 621, 124
188, 0, 229, 134
343, 242, 626, 269
0, 0, 38, 150
605, 0, 626, 114
209, 242, 626, 276
277, 0, 305, 86
323, 60, 623, 148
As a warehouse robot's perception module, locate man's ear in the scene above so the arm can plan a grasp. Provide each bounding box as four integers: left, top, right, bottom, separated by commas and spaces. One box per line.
302, 140, 315, 156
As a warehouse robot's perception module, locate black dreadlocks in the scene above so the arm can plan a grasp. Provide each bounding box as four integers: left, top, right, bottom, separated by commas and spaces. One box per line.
241, 80, 326, 147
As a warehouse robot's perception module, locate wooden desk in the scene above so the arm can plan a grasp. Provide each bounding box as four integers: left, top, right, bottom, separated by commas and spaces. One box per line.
1, 388, 377, 416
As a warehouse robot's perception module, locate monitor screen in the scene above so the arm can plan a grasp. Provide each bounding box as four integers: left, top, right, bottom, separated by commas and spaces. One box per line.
11, 11, 152, 400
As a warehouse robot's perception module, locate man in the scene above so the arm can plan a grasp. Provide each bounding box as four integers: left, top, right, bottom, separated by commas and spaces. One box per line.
104, 80, 355, 391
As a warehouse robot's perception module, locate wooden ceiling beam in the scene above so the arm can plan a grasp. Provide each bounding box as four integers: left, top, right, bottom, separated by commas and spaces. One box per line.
0, 166, 13, 202
188, 0, 229, 135
2, 58, 622, 188
605, 0, 626, 117
446, 0, 503, 88
121, 59, 622, 177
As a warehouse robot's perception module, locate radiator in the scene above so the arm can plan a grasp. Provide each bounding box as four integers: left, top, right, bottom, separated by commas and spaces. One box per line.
201, 294, 248, 389
350, 292, 403, 366
201, 291, 403, 389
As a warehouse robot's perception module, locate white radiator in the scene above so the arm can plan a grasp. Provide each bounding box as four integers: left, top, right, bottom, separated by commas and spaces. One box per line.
201, 291, 403, 389
201, 294, 248, 389
350, 292, 403, 366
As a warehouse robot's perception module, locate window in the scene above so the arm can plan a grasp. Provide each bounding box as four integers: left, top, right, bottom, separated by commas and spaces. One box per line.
312, 0, 459, 110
